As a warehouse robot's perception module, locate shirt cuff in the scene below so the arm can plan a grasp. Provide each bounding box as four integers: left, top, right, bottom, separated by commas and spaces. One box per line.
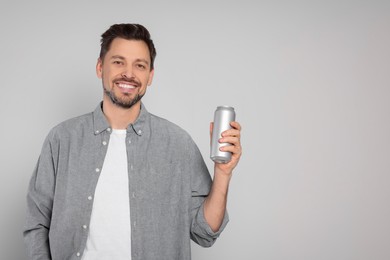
195, 202, 229, 239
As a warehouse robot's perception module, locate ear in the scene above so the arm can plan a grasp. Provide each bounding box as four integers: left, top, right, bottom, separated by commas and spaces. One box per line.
147, 69, 155, 86
96, 58, 103, 79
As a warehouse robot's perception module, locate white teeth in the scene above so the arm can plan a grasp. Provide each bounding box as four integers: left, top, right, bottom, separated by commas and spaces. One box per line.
118, 83, 135, 89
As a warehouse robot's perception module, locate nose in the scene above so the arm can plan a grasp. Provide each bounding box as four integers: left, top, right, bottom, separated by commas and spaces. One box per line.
121, 65, 134, 79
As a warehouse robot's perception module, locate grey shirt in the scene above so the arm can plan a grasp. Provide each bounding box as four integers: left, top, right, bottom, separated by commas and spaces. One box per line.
24, 102, 228, 260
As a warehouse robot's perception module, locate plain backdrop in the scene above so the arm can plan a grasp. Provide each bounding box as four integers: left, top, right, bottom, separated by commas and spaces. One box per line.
1, 1, 390, 259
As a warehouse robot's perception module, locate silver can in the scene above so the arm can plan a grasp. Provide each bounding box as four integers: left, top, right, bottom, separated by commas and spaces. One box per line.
210, 106, 236, 163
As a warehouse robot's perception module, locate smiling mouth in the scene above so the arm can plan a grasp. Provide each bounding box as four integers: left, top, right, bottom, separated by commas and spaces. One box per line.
116, 82, 136, 89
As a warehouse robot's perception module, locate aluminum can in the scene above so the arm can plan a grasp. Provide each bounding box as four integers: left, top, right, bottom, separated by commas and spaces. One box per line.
210, 106, 236, 163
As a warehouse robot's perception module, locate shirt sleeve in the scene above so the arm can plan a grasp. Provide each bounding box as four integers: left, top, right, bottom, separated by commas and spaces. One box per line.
187, 137, 229, 247
23, 130, 57, 260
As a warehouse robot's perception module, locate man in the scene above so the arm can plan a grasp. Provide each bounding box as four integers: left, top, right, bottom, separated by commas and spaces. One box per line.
24, 23, 242, 260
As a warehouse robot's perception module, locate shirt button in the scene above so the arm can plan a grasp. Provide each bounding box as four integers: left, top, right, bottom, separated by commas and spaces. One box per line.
107, 127, 111, 132
130, 165, 133, 170
138, 130, 142, 135
95, 130, 99, 134
95, 168, 100, 173
83, 225, 87, 229
128, 140, 131, 144
76, 252, 81, 257
102, 141, 107, 146
132, 192, 136, 198
88, 196, 93, 200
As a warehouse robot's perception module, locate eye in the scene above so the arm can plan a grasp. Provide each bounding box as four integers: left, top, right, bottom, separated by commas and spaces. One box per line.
113, 60, 123, 65
136, 63, 146, 70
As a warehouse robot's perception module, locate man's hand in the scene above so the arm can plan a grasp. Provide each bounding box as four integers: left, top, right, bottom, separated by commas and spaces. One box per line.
210, 121, 242, 176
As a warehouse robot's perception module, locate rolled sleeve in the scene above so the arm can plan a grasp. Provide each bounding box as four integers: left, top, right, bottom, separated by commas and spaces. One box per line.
191, 202, 229, 247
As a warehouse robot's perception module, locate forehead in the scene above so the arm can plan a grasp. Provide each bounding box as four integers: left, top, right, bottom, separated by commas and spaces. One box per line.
105, 38, 150, 61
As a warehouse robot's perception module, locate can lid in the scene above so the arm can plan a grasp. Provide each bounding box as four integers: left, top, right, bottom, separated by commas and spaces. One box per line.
216, 105, 235, 111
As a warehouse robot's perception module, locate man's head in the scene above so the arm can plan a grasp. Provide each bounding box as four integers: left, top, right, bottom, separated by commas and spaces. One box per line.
97, 24, 156, 109
99, 24, 156, 70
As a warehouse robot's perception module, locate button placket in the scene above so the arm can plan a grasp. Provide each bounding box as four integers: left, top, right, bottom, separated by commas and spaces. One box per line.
97, 131, 109, 174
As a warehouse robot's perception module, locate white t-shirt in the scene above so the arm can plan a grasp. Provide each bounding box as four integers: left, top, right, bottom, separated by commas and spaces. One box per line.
81, 129, 131, 259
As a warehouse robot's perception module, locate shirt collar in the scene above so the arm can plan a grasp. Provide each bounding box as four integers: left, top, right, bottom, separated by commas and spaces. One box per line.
93, 102, 110, 135
92, 101, 149, 136
128, 102, 148, 136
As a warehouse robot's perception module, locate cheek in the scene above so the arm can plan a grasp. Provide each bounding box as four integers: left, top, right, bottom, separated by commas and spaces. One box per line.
102, 68, 119, 83
101, 72, 113, 89
141, 72, 153, 86
144, 78, 152, 87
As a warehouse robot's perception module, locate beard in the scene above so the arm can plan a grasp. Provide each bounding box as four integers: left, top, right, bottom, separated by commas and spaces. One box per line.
103, 77, 145, 109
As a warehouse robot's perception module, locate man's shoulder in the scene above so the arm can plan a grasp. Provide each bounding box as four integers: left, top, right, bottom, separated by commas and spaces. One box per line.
48, 111, 94, 139
148, 113, 192, 141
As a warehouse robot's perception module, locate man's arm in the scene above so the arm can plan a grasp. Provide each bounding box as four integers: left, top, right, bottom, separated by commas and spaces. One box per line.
204, 121, 242, 232
23, 132, 56, 260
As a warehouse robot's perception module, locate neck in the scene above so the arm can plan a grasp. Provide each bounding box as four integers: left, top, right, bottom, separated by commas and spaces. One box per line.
102, 95, 141, 129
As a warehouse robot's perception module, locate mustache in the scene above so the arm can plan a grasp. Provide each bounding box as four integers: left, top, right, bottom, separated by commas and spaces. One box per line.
113, 77, 141, 88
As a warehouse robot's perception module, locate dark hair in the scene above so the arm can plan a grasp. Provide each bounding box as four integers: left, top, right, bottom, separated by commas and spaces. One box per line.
99, 23, 157, 70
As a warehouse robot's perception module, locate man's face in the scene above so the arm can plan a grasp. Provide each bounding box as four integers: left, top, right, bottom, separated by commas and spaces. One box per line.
96, 38, 154, 109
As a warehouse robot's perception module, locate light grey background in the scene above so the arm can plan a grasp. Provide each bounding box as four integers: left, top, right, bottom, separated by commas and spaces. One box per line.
1, 1, 390, 259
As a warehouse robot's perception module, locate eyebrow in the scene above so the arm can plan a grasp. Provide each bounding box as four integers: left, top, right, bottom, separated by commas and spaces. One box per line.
110, 55, 150, 65
110, 55, 125, 60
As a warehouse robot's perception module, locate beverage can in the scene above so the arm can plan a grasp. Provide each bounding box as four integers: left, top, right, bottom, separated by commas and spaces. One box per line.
210, 106, 236, 163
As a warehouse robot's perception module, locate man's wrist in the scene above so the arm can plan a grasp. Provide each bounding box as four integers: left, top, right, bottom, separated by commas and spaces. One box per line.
213, 167, 232, 185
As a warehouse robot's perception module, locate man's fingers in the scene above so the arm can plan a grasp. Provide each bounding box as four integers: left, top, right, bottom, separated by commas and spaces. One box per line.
219, 143, 242, 155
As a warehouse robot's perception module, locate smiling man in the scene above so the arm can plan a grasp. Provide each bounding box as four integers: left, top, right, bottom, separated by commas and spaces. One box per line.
23, 24, 242, 260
